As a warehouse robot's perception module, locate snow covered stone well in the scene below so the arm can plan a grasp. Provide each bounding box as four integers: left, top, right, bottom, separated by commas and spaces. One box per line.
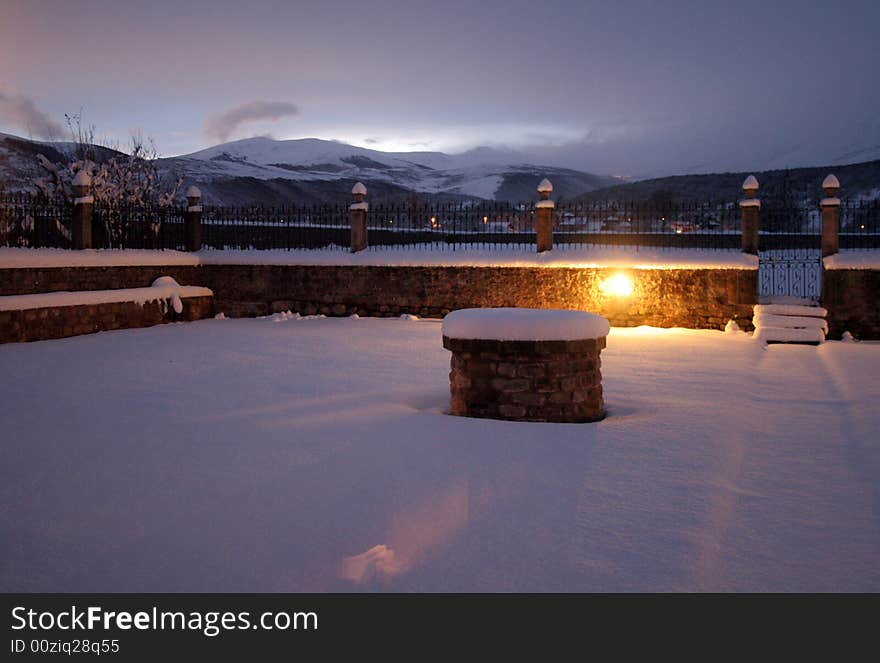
442, 308, 610, 422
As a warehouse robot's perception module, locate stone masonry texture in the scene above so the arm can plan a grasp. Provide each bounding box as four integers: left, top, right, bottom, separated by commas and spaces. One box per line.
443, 336, 606, 423
823, 269, 880, 340
0, 296, 213, 344
197, 264, 757, 330
1, 263, 761, 338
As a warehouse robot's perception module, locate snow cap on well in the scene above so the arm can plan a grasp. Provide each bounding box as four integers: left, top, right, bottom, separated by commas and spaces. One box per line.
352, 182, 367, 196
185, 185, 201, 199
72, 169, 92, 187
742, 175, 759, 191
537, 178, 553, 193
822, 174, 840, 189
442, 307, 610, 342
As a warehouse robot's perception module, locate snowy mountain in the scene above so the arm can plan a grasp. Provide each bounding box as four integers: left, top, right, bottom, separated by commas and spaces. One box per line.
158, 136, 619, 204
0, 131, 618, 204
6, 130, 878, 206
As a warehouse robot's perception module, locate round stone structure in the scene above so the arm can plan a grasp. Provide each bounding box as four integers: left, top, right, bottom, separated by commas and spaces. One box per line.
442, 308, 610, 423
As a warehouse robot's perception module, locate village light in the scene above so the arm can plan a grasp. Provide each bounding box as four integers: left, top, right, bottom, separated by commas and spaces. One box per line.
600, 273, 634, 297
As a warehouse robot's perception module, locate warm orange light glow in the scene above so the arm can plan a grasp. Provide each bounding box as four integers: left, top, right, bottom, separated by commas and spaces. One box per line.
600, 273, 634, 297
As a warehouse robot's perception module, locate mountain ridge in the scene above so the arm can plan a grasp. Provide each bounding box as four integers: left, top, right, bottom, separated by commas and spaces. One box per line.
162, 136, 620, 203
2, 131, 878, 206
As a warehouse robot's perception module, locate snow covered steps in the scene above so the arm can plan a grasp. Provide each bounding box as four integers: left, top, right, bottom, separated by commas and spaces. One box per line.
0, 277, 214, 344
753, 302, 827, 344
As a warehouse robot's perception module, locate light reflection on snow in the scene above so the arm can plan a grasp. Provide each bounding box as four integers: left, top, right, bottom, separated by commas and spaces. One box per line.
341, 484, 469, 585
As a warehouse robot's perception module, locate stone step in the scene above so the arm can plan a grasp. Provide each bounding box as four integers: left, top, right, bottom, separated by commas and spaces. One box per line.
753, 326, 825, 344
753, 313, 828, 332
0, 279, 214, 344
753, 303, 827, 318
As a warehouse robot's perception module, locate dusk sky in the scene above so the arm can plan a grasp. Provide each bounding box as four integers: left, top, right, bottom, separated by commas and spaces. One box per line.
1, 0, 878, 177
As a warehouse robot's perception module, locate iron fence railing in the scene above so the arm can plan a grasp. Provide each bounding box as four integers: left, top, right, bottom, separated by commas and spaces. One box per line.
201, 204, 349, 250
360, 200, 746, 250
2, 192, 879, 252
0, 192, 72, 248
92, 200, 187, 250
839, 199, 880, 250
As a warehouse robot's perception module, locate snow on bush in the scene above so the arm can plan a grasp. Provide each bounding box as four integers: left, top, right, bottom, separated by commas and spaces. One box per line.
32, 116, 182, 248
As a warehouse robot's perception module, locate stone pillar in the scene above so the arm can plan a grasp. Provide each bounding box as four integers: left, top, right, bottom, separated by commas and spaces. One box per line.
821, 174, 840, 258
184, 185, 202, 252
350, 181, 368, 253
740, 174, 760, 255
71, 169, 93, 249
536, 178, 554, 253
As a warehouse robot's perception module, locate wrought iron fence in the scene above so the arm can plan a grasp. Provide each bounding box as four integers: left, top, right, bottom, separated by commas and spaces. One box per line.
839, 199, 880, 250
2, 192, 879, 253
92, 200, 187, 249
201, 204, 349, 250
363, 200, 745, 251
0, 192, 72, 248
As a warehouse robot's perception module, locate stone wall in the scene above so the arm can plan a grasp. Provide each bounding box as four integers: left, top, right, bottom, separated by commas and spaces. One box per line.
0, 296, 214, 344
1, 263, 758, 332
199, 264, 758, 330
823, 269, 880, 339
0, 265, 202, 296
443, 336, 606, 422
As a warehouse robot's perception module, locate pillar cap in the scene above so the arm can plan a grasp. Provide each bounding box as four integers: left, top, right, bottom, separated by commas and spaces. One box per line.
352, 182, 367, 196
742, 174, 759, 191
537, 178, 553, 193
822, 174, 840, 189
185, 185, 201, 199
72, 169, 92, 187
822, 173, 840, 198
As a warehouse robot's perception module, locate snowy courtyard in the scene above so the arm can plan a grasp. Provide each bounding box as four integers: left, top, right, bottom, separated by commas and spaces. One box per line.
1, 316, 878, 592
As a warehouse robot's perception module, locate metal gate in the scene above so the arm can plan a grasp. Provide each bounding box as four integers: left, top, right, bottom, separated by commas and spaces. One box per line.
758, 206, 822, 302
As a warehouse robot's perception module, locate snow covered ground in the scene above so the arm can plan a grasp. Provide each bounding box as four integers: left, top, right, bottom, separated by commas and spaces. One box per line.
1, 318, 878, 592
0, 246, 759, 270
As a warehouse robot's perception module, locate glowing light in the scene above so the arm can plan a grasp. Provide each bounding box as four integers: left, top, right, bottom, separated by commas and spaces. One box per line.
599, 273, 634, 297
483, 216, 488, 224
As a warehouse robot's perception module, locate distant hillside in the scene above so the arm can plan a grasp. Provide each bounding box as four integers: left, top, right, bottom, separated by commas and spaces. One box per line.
0, 132, 123, 192
4, 131, 878, 207
1, 132, 619, 204
190, 177, 473, 207
160, 137, 620, 204
577, 160, 880, 205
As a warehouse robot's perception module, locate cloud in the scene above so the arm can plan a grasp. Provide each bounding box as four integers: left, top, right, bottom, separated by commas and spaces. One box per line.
0, 88, 63, 139
203, 101, 299, 143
